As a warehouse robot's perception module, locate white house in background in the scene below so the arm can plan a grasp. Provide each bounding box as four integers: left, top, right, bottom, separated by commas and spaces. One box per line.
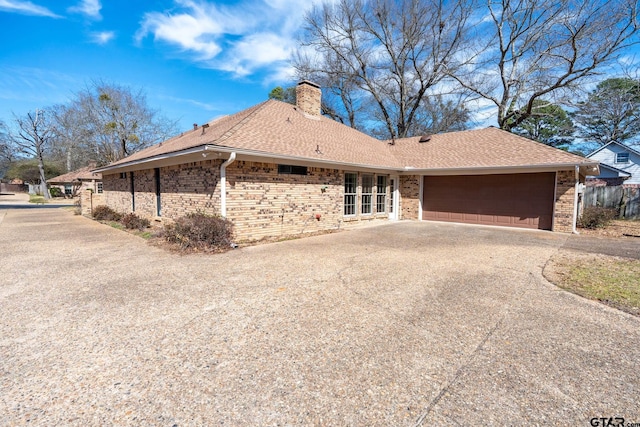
586, 141, 640, 185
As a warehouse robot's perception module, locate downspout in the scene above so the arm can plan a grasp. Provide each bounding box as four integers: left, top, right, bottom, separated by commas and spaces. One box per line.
572, 165, 579, 234
220, 152, 236, 218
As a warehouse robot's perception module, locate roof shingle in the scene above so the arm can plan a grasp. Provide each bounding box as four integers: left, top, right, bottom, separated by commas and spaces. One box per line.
101, 100, 595, 172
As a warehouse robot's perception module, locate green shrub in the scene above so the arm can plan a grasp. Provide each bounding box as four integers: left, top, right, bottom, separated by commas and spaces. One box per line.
578, 206, 617, 229
121, 212, 150, 230
92, 205, 123, 222
49, 187, 63, 198
163, 212, 234, 251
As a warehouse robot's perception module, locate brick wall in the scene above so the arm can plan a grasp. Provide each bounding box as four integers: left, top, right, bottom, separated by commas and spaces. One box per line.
400, 175, 420, 220
226, 161, 345, 241
554, 170, 576, 232
132, 169, 157, 218
100, 160, 394, 241
80, 189, 105, 216
159, 160, 222, 218
103, 173, 132, 214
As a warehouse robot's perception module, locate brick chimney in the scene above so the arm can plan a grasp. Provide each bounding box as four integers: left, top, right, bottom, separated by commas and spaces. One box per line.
296, 80, 321, 116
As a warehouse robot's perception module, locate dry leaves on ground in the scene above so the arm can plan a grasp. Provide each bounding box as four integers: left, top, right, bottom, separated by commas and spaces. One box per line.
578, 219, 640, 238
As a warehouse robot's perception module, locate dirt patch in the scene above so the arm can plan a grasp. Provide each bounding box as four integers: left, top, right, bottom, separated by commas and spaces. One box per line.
545, 251, 640, 316
578, 219, 640, 238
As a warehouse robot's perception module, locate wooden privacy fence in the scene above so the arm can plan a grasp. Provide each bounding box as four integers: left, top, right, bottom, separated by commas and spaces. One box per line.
582, 186, 640, 219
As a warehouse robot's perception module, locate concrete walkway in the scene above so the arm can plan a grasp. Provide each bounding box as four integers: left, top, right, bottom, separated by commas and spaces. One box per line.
1, 206, 639, 426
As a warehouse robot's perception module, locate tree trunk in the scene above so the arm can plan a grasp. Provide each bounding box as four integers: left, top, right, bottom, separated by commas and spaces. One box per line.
37, 154, 50, 199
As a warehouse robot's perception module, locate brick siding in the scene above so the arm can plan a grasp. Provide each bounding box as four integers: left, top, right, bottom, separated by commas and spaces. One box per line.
81, 189, 104, 216
100, 160, 394, 241
554, 170, 576, 232
103, 173, 132, 213
399, 175, 420, 220
160, 160, 222, 218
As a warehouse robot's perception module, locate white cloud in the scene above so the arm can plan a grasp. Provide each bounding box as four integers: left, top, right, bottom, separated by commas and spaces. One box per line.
137, 0, 321, 82
159, 95, 219, 112
0, 0, 61, 18
68, 0, 101, 19
90, 31, 115, 45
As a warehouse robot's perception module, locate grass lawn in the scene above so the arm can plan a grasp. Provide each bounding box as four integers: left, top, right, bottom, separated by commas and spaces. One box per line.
28, 194, 47, 204
546, 254, 640, 316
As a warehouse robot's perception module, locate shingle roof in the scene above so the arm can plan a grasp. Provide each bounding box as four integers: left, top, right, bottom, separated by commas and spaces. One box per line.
100, 100, 595, 172
389, 127, 594, 170
47, 165, 101, 184
108, 100, 395, 169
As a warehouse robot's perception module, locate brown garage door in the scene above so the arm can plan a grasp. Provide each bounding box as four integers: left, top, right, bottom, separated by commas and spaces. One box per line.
422, 173, 555, 230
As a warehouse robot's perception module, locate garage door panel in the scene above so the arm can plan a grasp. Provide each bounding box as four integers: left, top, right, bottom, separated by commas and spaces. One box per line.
422, 173, 555, 230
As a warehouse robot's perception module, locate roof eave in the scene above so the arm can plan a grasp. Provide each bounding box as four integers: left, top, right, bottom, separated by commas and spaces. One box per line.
93, 144, 403, 173
402, 162, 600, 175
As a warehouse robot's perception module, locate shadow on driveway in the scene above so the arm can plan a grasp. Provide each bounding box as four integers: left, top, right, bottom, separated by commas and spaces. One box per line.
563, 233, 640, 259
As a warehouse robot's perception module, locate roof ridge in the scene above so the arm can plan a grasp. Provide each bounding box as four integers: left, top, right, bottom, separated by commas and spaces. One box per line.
216, 100, 272, 144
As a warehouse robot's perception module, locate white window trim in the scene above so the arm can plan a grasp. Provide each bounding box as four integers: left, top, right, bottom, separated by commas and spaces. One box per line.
376, 175, 387, 215
361, 174, 374, 215
615, 152, 630, 163
344, 172, 357, 217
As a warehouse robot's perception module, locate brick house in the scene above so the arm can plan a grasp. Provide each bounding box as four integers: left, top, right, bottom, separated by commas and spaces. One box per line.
94, 81, 598, 241
48, 164, 103, 198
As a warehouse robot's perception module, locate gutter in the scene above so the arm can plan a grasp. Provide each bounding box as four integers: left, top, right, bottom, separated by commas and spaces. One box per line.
220, 152, 236, 218
405, 162, 600, 175
572, 165, 580, 234
93, 143, 600, 177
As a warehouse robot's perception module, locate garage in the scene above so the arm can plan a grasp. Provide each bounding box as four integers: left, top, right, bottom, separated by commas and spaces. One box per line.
422, 172, 556, 230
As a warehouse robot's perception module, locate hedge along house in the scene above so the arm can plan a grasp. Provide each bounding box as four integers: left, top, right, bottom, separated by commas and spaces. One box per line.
94, 81, 599, 241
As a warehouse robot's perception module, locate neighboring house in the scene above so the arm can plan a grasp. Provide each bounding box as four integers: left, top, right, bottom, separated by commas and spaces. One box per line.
48, 164, 103, 197
94, 81, 598, 241
586, 141, 640, 186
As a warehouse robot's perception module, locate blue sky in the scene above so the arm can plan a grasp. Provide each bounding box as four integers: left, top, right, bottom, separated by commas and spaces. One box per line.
0, 0, 310, 131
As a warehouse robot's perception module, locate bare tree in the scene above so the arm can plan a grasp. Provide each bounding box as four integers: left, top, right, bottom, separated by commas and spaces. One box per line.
449, 0, 640, 131
56, 81, 179, 165
8, 110, 54, 198
295, 0, 474, 140
0, 120, 14, 178
51, 103, 95, 171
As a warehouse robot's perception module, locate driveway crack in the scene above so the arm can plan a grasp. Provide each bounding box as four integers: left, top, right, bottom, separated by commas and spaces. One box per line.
413, 272, 536, 426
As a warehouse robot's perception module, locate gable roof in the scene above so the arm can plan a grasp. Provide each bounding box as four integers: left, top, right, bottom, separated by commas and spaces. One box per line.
47, 165, 102, 184
97, 100, 597, 174
586, 140, 640, 159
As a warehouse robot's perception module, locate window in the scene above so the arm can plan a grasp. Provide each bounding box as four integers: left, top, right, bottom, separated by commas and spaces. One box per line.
278, 164, 308, 175
97, 182, 103, 194
64, 184, 72, 196
344, 173, 357, 216
376, 175, 387, 214
361, 174, 373, 215
119, 172, 127, 179
616, 152, 630, 163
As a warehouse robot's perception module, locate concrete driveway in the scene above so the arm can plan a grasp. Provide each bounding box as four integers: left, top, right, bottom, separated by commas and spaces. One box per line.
1, 203, 639, 426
